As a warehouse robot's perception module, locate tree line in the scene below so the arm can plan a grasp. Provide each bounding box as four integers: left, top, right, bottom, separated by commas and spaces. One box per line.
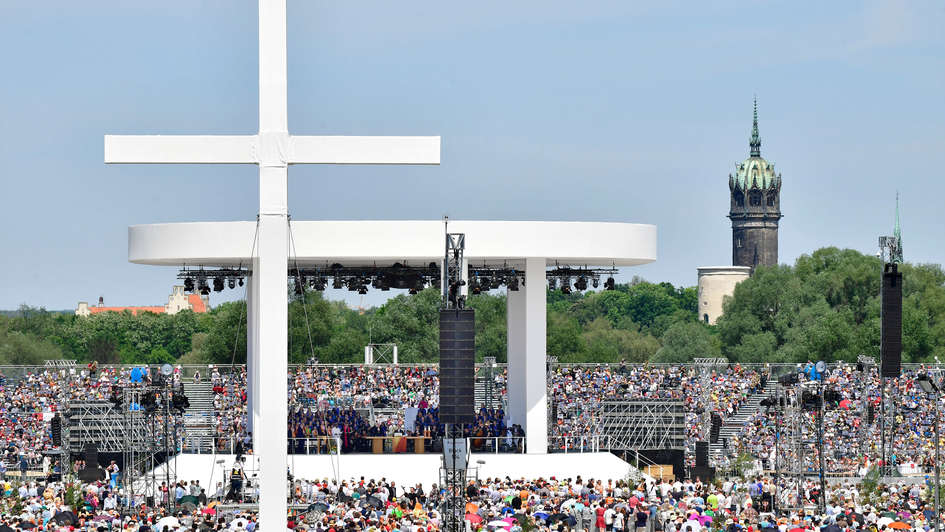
1, 247, 943, 366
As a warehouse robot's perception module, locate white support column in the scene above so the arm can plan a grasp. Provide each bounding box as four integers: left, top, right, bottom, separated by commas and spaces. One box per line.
507, 284, 527, 429
523, 258, 548, 454
506, 258, 548, 454
254, 194, 288, 530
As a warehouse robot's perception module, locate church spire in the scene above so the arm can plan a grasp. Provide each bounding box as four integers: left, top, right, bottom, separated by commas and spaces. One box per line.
892, 191, 904, 263
749, 96, 761, 157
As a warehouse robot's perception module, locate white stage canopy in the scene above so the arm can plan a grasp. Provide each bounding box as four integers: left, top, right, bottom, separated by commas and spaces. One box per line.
129, 220, 656, 268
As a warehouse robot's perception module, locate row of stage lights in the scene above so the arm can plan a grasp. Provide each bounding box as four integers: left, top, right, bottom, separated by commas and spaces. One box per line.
178, 265, 618, 296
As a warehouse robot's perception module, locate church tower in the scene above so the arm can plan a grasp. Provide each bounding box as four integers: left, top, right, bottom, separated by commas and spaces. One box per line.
728, 98, 782, 268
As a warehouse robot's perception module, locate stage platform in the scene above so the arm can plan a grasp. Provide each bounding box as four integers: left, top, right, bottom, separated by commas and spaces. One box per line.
151, 452, 648, 492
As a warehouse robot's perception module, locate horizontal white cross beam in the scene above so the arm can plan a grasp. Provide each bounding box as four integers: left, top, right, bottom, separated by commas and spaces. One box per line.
105, 134, 440, 165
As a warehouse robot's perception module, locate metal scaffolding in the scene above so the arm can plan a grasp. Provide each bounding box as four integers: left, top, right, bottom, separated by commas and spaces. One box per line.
600, 400, 686, 451
65, 386, 176, 511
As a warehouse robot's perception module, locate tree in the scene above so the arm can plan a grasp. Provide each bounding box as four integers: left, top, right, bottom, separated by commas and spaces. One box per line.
653, 322, 720, 363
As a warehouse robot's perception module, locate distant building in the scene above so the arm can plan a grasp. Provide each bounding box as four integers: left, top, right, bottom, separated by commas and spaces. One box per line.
697, 266, 751, 325
76, 286, 209, 317
697, 98, 784, 324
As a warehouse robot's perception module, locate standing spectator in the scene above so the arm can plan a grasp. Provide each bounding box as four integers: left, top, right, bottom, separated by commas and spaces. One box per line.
19, 453, 28, 482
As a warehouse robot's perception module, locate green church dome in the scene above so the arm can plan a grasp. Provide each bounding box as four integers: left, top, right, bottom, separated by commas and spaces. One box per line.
732, 156, 780, 190
729, 97, 781, 191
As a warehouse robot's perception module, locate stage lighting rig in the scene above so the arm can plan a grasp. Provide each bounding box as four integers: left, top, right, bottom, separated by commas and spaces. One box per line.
465, 265, 524, 294
561, 278, 572, 294
178, 267, 248, 294
574, 276, 588, 291
546, 265, 618, 293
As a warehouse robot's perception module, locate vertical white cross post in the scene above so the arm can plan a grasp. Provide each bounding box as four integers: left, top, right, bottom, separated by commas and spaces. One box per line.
104, 1, 440, 528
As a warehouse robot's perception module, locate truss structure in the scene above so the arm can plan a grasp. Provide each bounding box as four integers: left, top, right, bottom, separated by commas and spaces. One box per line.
66, 387, 177, 511
122, 385, 170, 510
600, 400, 686, 451
66, 401, 138, 453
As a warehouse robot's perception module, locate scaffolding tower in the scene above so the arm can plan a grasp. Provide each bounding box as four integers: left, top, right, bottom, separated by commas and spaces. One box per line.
600, 400, 686, 451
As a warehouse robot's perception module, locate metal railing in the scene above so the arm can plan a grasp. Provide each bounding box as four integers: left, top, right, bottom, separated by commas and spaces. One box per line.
547, 435, 610, 453
178, 435, 531, 455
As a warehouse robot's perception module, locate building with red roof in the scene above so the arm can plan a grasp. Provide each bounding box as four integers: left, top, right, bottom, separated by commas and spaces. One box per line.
75, 286, 209, 317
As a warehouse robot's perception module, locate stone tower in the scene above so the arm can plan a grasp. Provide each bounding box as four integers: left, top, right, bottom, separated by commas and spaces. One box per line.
728, 98, 782, 268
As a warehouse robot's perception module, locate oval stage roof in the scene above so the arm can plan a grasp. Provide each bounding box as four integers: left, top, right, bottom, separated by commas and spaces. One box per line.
129, 220, 657, 268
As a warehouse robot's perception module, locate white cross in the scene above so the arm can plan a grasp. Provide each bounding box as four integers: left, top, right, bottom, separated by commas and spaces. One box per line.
104, 1, 440, 527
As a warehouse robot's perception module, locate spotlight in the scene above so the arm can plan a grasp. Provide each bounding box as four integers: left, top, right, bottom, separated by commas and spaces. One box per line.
575, 277, 588, 291
311, 277, 326, 291
409, 278, 425, 295
592, 278, 599, 289
294, 276, 304, 295
332, 276, 343, 289
561, 278, 572, 295
508, 277, 520, 291
212, 277, 224, 292
377, 276, 390, 291
604, 277, 616, 290
228, 278, 236, 289
548, 278, 557, 290
358, 286, 368, 295
238, 277, 244, 287
198, 279, 210, 296
470, 278, 482, 295
184, 277, 194, 292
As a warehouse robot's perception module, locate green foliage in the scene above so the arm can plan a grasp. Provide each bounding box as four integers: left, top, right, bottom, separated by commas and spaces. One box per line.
653, 321, 720, 363
718, 247, 945, 363
4, 247, 940, 364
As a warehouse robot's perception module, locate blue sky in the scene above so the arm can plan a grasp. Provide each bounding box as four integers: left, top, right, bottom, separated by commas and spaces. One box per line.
1, 1, 943, 310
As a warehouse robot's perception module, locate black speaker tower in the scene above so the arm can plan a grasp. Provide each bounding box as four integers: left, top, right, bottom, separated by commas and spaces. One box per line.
439, 309, 476, 425
881, 263, 902, 378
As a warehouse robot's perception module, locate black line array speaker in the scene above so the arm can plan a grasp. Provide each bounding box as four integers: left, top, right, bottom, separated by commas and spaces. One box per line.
50, 414, 62, 447
881, 263, 902, 378
439, 309, 476, 425
695, 441, 709, 467
84, 444, 99, 469
710, 413, 722, 444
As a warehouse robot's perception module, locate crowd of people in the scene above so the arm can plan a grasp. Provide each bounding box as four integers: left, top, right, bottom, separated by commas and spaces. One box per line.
547, 364, 764, 454
3, 467, 945, 532
0, 362, 943, 530
2, 362, 945, 477
729, 364, 945, 475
